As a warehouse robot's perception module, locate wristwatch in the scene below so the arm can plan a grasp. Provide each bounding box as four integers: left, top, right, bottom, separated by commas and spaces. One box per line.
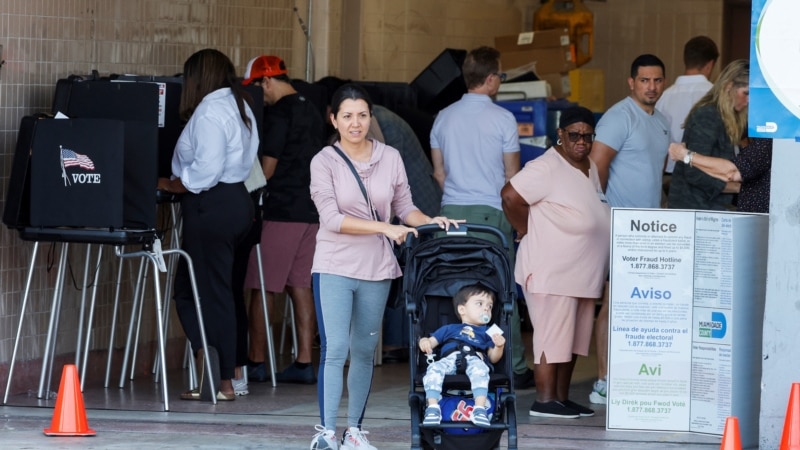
683, 150, 694, 166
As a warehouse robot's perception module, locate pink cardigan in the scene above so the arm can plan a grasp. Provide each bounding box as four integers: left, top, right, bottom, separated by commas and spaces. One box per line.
310, 139, 418, 281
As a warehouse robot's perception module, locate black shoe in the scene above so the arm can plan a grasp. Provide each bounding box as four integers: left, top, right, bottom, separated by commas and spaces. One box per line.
275, 362, 317, 384
513, 368, 536, 389
247, 362, 270, 382
562, 399, 595, 417
529, 401, 580, 418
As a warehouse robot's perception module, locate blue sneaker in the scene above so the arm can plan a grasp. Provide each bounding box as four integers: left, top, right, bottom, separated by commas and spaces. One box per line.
422, 405, 442, 426
247, 363, 269, 383
471, 406, 491, 427
275, 362, 316, 384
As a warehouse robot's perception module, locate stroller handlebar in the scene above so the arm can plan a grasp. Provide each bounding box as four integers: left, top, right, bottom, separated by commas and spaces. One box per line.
406, 223, 511, 251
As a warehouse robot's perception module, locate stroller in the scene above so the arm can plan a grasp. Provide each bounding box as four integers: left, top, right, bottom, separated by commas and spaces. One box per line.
403, 224, 518, 450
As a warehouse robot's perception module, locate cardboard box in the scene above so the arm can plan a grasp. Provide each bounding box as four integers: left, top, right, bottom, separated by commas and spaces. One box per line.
568, 68, 605, 112
501, 46, 575, 75
495, 29, 571, 52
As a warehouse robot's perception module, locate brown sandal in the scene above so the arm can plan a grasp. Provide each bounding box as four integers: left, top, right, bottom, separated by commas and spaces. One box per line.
180, 388, 201, 401
180, 388, 235, 401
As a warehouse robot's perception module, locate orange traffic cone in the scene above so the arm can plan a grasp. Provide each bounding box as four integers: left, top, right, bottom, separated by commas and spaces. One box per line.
720, 416, 742, 450
43, 364, 96, 436
781, 383, 800, 450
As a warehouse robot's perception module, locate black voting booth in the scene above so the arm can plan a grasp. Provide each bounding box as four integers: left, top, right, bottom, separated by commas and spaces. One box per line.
110, 75, 184, 178
1, 76, 225, 410
5, 80, 161, 232
30, 118, 127, 228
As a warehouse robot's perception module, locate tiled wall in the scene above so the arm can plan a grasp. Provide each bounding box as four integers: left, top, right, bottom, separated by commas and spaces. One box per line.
0, 0, 725, 390
0, 0, 310, 390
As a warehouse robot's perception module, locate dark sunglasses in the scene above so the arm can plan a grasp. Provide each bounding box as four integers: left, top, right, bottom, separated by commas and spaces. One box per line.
565, 131, 596, 143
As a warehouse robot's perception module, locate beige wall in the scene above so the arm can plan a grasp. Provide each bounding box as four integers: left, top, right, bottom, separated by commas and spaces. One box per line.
0, 0, 726, 381
343, 0, 723, 109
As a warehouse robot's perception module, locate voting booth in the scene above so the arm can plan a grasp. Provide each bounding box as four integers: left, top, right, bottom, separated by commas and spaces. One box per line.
7, 80, 161, 230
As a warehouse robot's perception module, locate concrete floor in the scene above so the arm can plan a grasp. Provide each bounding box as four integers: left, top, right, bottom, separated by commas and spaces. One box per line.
0, 335, 727, 450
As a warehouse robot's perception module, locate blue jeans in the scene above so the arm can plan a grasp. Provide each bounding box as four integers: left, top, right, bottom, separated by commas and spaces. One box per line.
313, 272, 390, 430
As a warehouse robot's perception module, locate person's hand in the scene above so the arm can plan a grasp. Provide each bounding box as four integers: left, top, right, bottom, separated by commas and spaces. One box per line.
157, 177, 171, 192
668, 142, 689, 162
419, 337, 434, 354
384, 223, 418, 245
491, 334, 506, 348
427, 216, 465, 231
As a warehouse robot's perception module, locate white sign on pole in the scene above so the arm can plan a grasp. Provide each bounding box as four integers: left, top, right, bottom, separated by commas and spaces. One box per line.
607, 208, 767, 446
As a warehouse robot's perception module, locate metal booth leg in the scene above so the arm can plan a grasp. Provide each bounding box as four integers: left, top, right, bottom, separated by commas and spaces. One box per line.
104, 251, 128, 388
113, 245, 216, 409
3, 241, 40, 404
279, 295, 298, 358
118, 257, 148, 388
39, 242, 70, 399
255, 243, 278, 388
80, 245, 104, 390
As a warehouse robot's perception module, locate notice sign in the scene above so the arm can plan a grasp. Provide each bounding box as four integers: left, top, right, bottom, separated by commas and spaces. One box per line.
607, 209, 695, 431
607, 209, 767, 440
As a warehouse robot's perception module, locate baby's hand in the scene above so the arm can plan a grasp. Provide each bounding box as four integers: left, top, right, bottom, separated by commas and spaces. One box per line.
419, 337, 433, 354
491, 334, 506, 348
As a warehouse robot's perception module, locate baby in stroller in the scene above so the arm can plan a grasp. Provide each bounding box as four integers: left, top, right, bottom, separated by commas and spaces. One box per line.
419, 284, 506, 428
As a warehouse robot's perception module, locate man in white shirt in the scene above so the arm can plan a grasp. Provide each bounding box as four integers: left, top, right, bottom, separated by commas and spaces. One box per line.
656, 36, 719, 174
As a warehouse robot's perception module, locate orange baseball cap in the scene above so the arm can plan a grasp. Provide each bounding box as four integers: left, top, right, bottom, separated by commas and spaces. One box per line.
242, 55, 287, 85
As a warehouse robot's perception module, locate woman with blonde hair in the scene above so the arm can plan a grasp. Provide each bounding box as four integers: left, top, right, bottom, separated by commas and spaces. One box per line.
668, 59, 749, 210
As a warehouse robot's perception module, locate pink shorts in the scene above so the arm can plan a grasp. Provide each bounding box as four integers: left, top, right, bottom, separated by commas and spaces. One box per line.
243, 221, 318, 292
523, 292, 595, 364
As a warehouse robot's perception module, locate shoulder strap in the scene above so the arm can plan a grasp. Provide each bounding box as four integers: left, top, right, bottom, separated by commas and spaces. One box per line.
332, 145, 382, 222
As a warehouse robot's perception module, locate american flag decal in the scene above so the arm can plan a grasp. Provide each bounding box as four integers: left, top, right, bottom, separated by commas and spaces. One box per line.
61, 147, 95, 170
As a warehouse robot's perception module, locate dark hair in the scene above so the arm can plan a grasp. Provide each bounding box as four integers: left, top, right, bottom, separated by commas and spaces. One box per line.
559, 106, 596, 129
462, 46, 501, 90
328, 83, 374, 145
180, 48, 253, 132
453, 284, 495, 316
630, 54, 666, 79
684, 36, 719, 70
330, 83, 373, 117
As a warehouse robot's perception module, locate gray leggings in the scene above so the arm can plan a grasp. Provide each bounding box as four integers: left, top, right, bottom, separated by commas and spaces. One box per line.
314, 273, 390, 431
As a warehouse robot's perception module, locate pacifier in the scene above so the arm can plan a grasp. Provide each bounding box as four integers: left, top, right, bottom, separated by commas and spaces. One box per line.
480, 314, 490, 324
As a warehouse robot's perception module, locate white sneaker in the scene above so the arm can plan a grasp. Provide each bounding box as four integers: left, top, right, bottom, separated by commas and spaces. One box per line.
589, 378, 607, 404
232, 376, 248, 396
341, 426, 377, 450
310, 425, 338, 450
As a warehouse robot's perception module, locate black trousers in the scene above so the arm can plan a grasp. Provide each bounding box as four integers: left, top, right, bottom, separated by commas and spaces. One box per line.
174, 182, 253, 380
231, 190, 263, 367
